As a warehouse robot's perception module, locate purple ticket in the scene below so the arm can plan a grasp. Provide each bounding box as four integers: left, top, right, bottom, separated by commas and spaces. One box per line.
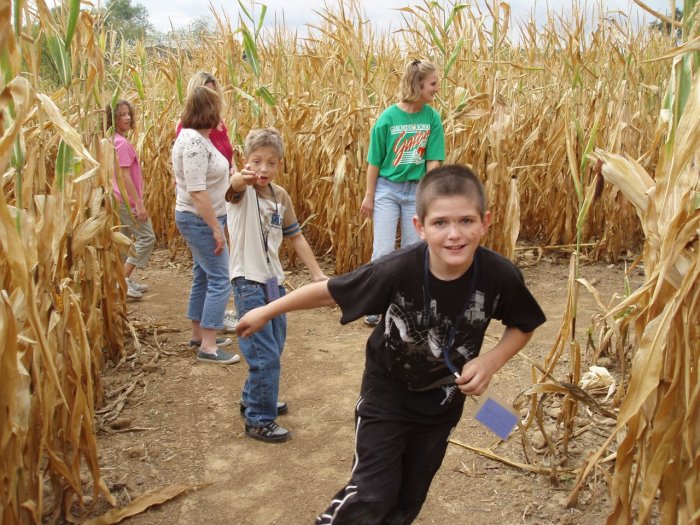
265, 277, 280, 302
474, 396, 519, 440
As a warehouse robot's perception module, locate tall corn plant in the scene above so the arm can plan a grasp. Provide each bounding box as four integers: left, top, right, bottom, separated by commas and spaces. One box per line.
567, 3, 700, 521
1, 0, 127, 522
128, 0, 670, 274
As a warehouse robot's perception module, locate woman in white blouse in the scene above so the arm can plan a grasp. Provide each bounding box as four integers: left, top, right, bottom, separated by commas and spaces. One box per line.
172, 86, 239, 365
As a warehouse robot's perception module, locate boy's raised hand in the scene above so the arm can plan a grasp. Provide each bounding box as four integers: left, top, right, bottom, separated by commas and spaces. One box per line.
241, 163, 258, 186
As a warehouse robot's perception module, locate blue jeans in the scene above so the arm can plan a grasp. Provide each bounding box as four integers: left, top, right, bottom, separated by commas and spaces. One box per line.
175, 210, 231, 330
233, 277, 287, 426
372, 177, 420, 261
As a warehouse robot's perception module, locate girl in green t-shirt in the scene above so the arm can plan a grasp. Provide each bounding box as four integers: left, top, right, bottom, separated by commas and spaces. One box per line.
360, 59, 446, 326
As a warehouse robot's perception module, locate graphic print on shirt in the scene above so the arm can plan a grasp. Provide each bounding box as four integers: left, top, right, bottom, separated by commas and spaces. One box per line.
259, 198, 281, 232
391, 124, 432, 167
381, 290, 488, 395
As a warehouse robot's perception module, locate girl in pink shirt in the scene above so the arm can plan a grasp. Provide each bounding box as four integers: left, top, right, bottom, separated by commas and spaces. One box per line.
108, 100, 155, 299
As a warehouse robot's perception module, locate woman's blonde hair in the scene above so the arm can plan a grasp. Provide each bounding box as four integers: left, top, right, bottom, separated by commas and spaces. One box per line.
180, 86, 221, 130
398, 60, 437, 103
186, 71, 224, 103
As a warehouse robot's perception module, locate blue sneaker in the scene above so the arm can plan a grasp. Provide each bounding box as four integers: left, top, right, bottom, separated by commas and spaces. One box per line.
196, 348, 240, 364
189, 337, 233, 348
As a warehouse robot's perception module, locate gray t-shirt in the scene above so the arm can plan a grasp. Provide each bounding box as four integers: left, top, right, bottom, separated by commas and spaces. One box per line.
227, 184, 300, 284
172, 128, 229, 216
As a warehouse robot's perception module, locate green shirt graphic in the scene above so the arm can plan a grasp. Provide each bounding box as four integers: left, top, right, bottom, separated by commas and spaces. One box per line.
367, 104, 445, 182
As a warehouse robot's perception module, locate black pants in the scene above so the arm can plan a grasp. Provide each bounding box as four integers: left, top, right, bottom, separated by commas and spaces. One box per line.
315, 397, 461, 525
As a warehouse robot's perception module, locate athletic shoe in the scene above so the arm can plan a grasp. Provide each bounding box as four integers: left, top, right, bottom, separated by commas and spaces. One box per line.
196, 348, 240, 364
189, 337, 233, 348
239, 400, 288, 416
223, 310, 238, 333
126, 281, 143, 300
127, 278, 148, 293
364, 314, 380, 327
245, 421, 291, 443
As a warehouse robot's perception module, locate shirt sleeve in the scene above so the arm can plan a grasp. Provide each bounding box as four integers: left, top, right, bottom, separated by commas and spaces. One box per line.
425, 108, 445, 161
328, 261, 396, 324
367, 117, 387, 167
492, 265, 546, 333
279, 188, 301, 237
181, 135, 209, 192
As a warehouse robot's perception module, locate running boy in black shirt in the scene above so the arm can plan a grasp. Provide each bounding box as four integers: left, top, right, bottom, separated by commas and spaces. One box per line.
237, 164, 546, 524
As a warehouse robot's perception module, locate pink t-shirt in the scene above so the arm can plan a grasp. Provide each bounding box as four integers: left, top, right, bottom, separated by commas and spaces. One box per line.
113, 133, 143, 206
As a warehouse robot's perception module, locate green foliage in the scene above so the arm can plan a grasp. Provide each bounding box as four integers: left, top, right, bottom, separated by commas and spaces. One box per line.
102, 0, 153, 43
46, 33, 72, 88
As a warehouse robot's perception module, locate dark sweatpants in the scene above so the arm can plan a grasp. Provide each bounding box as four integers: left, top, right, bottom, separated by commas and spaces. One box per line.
315, 397, 462, 525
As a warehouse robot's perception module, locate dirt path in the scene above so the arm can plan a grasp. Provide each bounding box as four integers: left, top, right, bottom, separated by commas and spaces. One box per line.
93, 249, 638, 524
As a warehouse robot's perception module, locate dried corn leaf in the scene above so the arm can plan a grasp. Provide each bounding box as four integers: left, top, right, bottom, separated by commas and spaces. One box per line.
84, 483, 210, 525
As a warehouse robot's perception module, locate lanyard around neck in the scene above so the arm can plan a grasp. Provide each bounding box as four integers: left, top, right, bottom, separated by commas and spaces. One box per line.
254, 184, 279, 265
422, 246, 478, 377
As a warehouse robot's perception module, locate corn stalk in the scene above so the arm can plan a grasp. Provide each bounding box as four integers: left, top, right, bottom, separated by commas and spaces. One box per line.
566, 3, 700, 520
1, 0, 127, 522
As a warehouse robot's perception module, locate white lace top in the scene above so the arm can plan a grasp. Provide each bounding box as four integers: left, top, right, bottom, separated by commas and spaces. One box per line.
172, 128, 229, 216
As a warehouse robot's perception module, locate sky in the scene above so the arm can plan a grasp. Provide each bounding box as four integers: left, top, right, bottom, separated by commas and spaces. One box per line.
132, 0, 675, 35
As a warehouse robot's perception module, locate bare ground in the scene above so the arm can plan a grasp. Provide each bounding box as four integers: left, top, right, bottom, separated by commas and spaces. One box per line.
89, 248, 642, 525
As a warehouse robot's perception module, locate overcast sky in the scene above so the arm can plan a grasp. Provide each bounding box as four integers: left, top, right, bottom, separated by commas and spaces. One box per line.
131, 0, 674, 34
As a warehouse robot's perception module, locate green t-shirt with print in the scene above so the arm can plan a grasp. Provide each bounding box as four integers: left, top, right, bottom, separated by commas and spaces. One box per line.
367, 104, 445, 182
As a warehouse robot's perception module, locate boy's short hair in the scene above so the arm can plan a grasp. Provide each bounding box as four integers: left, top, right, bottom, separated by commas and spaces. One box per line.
416, 164, 487, 221
244, 127, 284, 158
180, 86, 221, 130
398, 60, 437, 103
105, 99, 133, 130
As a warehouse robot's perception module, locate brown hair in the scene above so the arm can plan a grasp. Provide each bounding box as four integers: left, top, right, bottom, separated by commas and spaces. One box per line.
244, 128, 284, 158
416, 164, 486, 221
398, 60, 438, 103
105, 99, 133, 131
180, 86, 221, 130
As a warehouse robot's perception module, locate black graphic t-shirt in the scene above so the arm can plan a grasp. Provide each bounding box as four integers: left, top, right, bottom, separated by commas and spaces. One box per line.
328, 242, 546, 423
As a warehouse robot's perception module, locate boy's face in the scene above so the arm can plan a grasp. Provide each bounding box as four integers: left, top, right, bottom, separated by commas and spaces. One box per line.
413, 195, 491, 280
244, 145, 281, 188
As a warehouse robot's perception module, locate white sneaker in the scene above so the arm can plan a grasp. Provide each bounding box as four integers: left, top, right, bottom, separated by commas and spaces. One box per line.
223, 310, 238, 333
127, 278, 148, 293
126, 280, 144, 299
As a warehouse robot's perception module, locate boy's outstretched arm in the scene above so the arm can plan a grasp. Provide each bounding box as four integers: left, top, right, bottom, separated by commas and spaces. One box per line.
288, 233, 327, 281
455, 327, 533, 396
236, 281, 336, 338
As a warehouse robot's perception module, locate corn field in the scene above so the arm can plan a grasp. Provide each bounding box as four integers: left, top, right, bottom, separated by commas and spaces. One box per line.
0, 0, 698, 522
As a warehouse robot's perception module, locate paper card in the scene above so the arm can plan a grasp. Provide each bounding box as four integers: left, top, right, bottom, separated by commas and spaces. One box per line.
474, 394, 519, 440
265, 277, 280, 302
